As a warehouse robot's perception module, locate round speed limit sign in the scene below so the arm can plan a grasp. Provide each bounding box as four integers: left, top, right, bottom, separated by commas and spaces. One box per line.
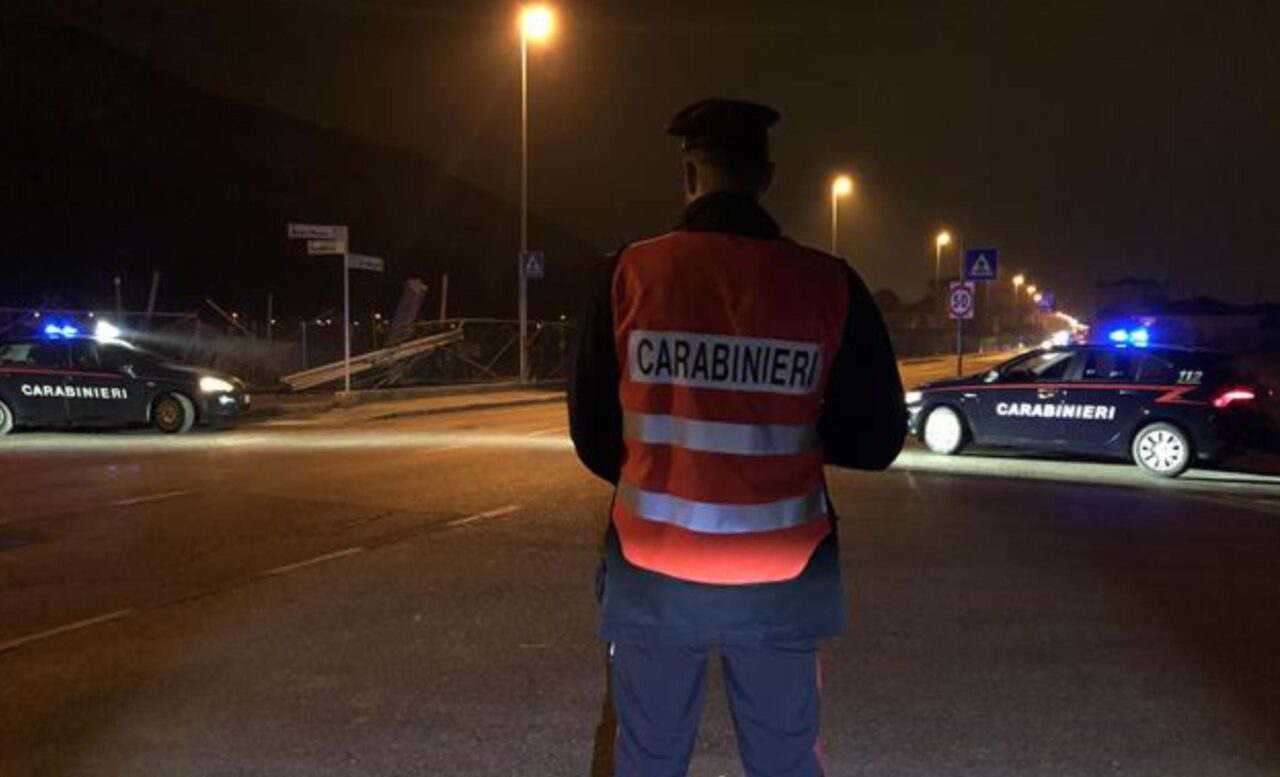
947, 282, 975, 320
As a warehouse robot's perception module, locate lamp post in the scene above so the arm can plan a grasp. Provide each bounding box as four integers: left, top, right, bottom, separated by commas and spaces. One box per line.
1011, 273, 1025, 341
830, 174, 853, 254
518, 4, 554, 383
934, 230, 952, 286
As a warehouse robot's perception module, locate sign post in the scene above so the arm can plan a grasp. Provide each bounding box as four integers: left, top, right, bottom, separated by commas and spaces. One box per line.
948, 281, 976, 377
518, 250, 544, 383
287, 223, 358, 390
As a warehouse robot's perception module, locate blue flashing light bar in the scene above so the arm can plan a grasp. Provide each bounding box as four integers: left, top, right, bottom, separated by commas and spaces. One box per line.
43, 323, 80, 339
1108, 327, 1150, 347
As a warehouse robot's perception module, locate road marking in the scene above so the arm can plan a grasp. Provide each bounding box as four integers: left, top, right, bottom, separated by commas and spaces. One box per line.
263, 546, 365, 577
0, 609, 133, 656
443, 504, 522, 529
526, 426, 567, 437
108, 490, 192, 508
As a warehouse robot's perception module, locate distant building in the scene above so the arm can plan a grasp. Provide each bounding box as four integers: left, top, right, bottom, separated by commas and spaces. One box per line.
1094, 282, 1279, 352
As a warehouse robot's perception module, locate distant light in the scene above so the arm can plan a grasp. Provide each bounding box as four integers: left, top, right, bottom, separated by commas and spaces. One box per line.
87, 311, 96, 318
1012, 274, 1026, 287
832, 175, 854, 197
935, 230, 952, 248
94, 320, 123, 342
1109, 329, 1129, 343
520, 4, 556, 43
1129, 328, 1150, 346
1027, 285, 1038, 296
32, 311, 41, 319
1051, 330, 1071, 347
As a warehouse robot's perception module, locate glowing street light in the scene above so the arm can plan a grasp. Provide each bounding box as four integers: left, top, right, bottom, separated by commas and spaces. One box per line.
1012, 273, 1025, 289
520, 4, 555, 42
934, 230, 952, 284
1027, 284, 1038, 296
830, 174, 854, 253
516, 4, 556, 383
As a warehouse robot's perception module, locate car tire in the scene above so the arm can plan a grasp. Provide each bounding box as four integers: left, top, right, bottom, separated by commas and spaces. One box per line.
922, 406, 968, 455
153, 393, 196, 434
0, 399, 14, 436
1131, 422, 1192, 478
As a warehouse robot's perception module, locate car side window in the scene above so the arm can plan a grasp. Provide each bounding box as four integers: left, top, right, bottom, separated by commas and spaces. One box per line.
1081, 350, 1138, 382
1137, 354, 1178, 384
1003, 351, 1075, 382
68, 341, 100, 371
95, 344, 131, 372
0, 342, 66, 369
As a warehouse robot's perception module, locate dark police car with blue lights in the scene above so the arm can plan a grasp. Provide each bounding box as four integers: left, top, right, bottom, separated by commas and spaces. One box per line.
0, 322, 249, 435
906, 329, 1274, 478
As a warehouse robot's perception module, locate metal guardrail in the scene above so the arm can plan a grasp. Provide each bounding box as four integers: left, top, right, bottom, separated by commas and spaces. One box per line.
280, 329, 465, 391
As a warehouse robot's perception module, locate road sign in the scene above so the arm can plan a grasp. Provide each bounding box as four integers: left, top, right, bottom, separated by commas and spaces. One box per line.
307, 238, 347, 255
1037, 292, 1056, 313
948, 281, 976, 320
346, 253, 385, 272
521, 250, 545, 280
288, 223, 348, 241
963, 248, 999, 282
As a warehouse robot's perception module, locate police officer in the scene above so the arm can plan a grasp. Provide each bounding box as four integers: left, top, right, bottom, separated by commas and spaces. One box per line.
570, 98, 906, 777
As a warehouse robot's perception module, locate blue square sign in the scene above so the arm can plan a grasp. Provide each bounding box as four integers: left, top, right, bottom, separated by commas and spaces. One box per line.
963, 248, 999, 282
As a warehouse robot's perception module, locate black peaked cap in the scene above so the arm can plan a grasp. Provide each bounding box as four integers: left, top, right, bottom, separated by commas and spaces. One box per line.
667, 99, 781, 161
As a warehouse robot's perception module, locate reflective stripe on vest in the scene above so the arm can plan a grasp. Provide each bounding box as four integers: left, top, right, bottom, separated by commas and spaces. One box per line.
623, 411, 817, 456
617, 480, 827, 535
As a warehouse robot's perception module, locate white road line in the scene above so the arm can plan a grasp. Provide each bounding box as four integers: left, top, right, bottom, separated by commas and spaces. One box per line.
0, 609, 133, 655
263, 546, 365, 577
526, 426, 568, 437
108, 490, 192, 508
443, 504, 522, 529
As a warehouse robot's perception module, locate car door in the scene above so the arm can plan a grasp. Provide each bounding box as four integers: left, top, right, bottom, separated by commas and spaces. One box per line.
971, 349, 1078, 448
0, 341, 71, 424
64, 340, 147, 424
1055, 347, 1146, 453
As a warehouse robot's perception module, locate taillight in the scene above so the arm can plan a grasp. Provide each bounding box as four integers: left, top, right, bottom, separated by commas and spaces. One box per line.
1213, 388, 1257, 409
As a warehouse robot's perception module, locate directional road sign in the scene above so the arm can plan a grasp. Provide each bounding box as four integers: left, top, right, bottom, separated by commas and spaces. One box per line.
288, 223, 348, 241
521, 250, 545, 280
948, 281, 976, 320
307, 238, 347, 255
346, 253, 385, 272
963, 248, 999, 282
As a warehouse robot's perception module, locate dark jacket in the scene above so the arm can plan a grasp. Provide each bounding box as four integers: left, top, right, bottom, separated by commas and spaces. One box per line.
569, 191, 906, 645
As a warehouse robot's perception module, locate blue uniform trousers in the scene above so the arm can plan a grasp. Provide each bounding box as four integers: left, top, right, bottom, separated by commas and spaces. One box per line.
610, 640, 824, 777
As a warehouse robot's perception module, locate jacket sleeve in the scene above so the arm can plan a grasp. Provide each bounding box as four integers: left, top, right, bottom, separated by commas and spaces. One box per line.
568, 254, 624, 484
820, 266, 907, 470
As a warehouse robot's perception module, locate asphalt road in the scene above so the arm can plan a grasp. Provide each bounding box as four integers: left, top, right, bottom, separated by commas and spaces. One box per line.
3, 381, 1280, 776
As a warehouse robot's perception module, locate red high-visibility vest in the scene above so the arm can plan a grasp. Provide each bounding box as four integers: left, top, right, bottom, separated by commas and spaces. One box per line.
611, 231, 851, 584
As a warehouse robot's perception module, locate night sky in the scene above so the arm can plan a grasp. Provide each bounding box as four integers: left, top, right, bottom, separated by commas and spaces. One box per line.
14, 0, 1280, 312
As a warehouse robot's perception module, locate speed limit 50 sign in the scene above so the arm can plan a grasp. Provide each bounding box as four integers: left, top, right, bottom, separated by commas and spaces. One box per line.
947, 282, 976, 320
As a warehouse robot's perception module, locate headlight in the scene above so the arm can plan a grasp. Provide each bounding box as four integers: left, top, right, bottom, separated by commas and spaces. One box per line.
199, 376, 235, 394
904, 390, 923, 405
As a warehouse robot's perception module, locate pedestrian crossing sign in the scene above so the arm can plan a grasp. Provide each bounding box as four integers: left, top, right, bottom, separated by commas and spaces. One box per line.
963, 249, 999, 282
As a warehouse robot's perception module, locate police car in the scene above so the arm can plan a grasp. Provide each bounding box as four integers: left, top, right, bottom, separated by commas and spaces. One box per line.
0, 324, 249, 435
906, 335, 1274, 477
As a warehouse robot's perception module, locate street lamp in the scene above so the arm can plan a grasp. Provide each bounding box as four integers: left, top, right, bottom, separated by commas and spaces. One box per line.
517, 4, 555, 384
1027, 284, 1038, 296
934, 230, 952, 285
830, 174, 853, 254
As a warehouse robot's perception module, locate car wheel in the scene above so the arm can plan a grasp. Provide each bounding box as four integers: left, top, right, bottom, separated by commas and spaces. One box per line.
0, 399, 14, 435
153, 393, 196, 434
1132, 422, 1192, 478
923, 406, 968, 455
